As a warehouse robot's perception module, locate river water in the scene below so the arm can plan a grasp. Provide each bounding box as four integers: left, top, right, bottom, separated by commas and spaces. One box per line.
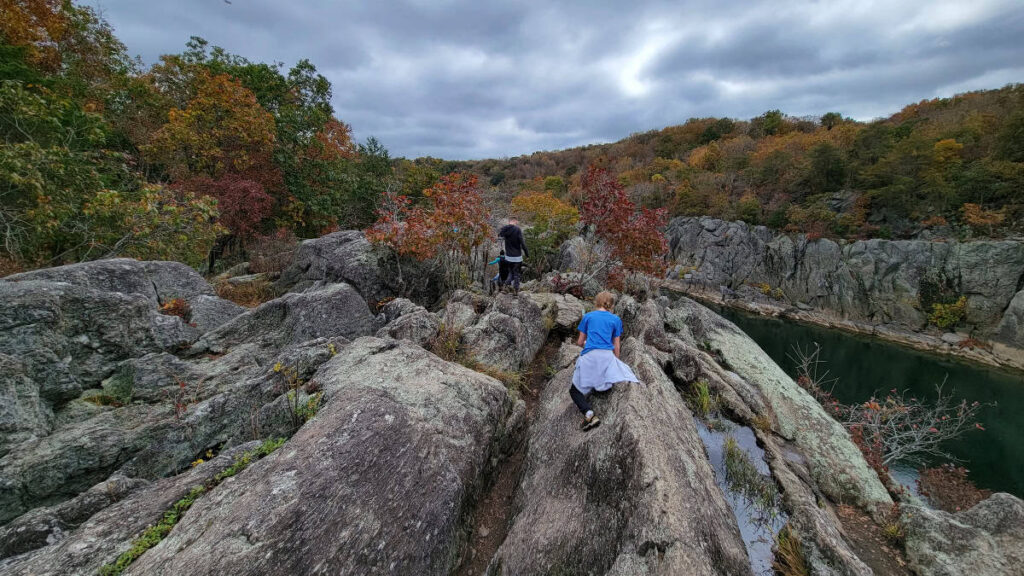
709, 304, 1024, 498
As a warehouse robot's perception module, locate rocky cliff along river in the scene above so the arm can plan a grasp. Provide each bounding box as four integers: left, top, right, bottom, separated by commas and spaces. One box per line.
666, 216, 1024, 371
1, 230, 1022, 575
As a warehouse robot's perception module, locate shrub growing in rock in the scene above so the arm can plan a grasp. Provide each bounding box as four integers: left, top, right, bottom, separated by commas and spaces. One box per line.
928, 295, 967, 330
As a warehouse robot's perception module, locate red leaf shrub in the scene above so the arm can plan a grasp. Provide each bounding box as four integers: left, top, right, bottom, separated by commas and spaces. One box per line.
580, 166, 667, 277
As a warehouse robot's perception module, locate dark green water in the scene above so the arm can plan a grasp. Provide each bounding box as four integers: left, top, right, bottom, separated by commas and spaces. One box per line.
710, 305, 1024, 497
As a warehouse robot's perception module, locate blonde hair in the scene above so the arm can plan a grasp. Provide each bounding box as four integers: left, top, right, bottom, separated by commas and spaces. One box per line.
594, 291, 615, 310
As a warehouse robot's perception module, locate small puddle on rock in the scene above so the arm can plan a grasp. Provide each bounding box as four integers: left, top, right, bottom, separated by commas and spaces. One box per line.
696, 418, 786, 575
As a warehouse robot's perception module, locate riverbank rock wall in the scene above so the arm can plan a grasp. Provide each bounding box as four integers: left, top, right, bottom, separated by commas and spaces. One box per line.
666, 216, 1024, 366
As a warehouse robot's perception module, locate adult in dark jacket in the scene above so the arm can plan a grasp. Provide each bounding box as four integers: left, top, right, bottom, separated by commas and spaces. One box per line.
497, 218, 528, 294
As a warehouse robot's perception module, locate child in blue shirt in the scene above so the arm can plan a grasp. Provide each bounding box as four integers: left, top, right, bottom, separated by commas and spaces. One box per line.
571, 291, 639, 430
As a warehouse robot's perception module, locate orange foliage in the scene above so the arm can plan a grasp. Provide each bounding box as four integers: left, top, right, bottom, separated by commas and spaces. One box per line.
143, 71, 276, 180
960, 203, 1005, 234
0, 0, 67, 70
366, 172, 491, 261
308, 118, 357, 161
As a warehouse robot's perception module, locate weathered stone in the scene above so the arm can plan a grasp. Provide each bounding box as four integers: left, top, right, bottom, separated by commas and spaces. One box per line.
0, 442, 262, 575
122, 337, 522, 576
375, 299, 441, 347
996, 289, 1024, 349
461, 293, 548, 372
903, 492, 1024, 576
187, 294, 246, 334
524, 292, 586, 332
0, 474, 147, 560
4, 259, 213, 306
277, 230, 442, 306
490, 338, 752, 575
669, 297, 893, 513
666, 216, 1024, 344
0, 281, 194, 405
0, 354, 52, 458
189, 283, 376, 355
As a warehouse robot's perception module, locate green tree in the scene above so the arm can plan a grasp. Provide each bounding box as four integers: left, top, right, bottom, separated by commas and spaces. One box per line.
820, 112, 843, 130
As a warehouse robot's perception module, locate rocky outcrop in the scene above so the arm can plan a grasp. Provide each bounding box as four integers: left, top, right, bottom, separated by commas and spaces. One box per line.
903, 492, 1024, 576
4, 253, 1019, 576
0, 262, 376, 528
442, 289, 552, 368
276, 230, 442, 306
524, 292, 586, 332
0, 441, 263, 575
0, 279, 200, 463
188, 282, 378, 354
490, 339, 753, 575
665, 217, 1024, 365
4, 258, 214, 306
115, 338, 523, 576
667, 297, 893, 513
375, 298, 441, 346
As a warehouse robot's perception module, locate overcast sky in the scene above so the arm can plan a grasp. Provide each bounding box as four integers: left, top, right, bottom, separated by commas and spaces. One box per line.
88, 0, 1024, 160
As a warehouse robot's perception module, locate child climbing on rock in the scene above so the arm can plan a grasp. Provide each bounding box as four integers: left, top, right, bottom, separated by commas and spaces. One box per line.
571, 291, 639, 430
487, 250, 511, 294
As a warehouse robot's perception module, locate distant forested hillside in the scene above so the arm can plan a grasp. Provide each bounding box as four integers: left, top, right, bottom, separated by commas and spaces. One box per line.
453, 86, 1024, 240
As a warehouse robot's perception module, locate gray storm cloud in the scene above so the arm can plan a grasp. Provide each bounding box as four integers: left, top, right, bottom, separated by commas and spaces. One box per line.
89, 0, 1024, 159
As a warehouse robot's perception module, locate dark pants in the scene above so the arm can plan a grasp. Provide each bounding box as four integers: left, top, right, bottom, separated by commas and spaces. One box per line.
509, 261, 522, 290
569, 385, 591, 414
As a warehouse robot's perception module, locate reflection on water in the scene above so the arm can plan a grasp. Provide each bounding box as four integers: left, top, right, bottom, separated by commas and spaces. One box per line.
712, 304, 1024, 497
696, 418, 786, 575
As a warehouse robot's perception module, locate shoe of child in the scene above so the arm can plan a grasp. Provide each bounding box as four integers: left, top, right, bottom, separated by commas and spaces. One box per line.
581, 413, 601, 431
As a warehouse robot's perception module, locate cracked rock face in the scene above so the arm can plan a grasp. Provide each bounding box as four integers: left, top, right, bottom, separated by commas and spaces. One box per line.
666, 216, 1024, 348
119, 337, 524, 576
903, 493, 1024, 576
490, 338, 752, 576
276, 230, 443, 306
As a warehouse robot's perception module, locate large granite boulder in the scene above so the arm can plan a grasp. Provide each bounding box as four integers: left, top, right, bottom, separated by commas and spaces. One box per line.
276, 230, 442, 306
119, 337, 524, 575
490, 338, 752, 575
186, 294, 247, 334
460, 293, 549, 372
4, 259, 213, 306
0, 280, 195, 407
189, 283, 377, 354
903, 492, 1024, 576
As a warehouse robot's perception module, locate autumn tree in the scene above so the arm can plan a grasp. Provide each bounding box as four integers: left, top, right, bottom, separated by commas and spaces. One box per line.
143, 71, 276, 180
511, 191, 579, 273
580, 166, 668, 280
0, 0, 67, 71
367, 172, 491, 291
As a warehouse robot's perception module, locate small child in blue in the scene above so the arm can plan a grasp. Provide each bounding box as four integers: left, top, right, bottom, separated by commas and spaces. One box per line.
571, 291, 639, 430
488, 250, 510, 294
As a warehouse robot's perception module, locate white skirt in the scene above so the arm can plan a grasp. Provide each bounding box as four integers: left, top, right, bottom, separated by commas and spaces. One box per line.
571, 349, 639, 395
